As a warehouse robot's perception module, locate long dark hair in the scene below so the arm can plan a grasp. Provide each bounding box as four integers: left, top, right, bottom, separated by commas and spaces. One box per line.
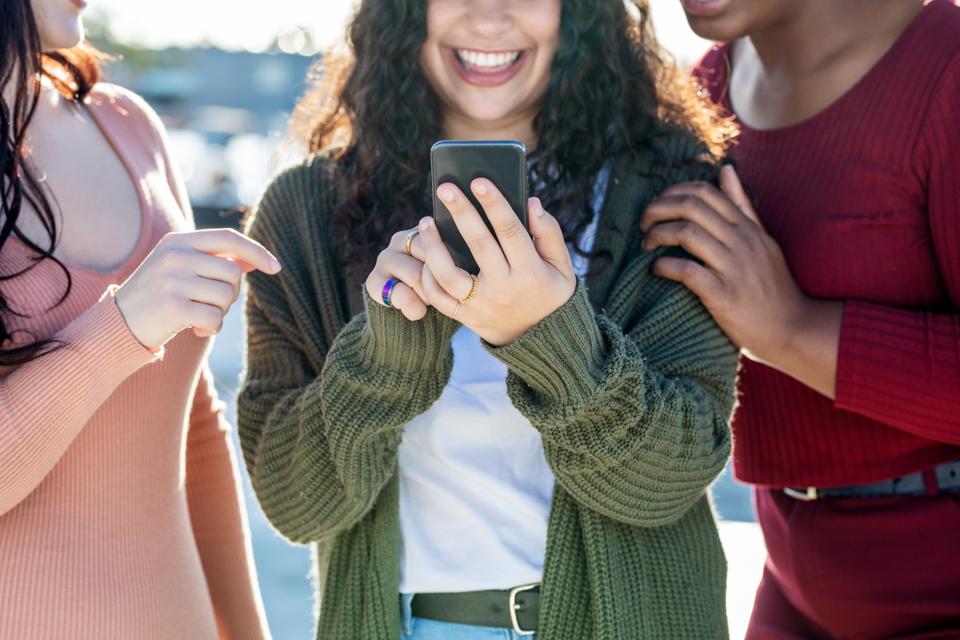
1, 0, 102, 365
293, 0, 734, 281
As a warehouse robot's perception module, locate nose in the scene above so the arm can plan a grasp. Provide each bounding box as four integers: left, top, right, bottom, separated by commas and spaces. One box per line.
466, 0, 513, 39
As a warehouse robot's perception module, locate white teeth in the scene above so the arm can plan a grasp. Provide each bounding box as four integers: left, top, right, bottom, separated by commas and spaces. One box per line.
457, 49, 521, 69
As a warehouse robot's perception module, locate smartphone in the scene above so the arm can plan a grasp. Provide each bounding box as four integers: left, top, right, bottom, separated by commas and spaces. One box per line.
431, 140, 528, 274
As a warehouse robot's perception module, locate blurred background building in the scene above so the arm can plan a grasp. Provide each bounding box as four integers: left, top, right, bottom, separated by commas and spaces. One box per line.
83, 2, 760, 638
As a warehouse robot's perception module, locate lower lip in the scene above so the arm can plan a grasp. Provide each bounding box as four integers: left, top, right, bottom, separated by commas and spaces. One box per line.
681, 0, 731, 18
70, 0, 88, 9
446, 49, 529, 88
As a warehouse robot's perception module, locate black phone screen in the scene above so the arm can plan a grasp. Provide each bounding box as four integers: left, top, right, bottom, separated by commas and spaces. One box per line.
430, 140, 528, 274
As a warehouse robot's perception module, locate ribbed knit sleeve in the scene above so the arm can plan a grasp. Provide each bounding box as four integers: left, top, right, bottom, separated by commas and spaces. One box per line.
835, 54, 960, 443
237, 162, 459, 544
185, 365, 270, 640
486, 248, 738, 527
0, 286, 159, 517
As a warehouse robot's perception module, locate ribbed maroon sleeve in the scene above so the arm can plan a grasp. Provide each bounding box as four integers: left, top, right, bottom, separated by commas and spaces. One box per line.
835, 55, 960, 444
693, 0, 960, 487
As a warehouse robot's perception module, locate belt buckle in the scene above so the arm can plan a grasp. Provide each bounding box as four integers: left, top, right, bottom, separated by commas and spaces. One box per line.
783, 486, 819, 501
508, 583, 538, 636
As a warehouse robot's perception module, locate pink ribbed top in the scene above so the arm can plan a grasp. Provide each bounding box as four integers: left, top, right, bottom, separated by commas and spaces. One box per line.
0, 84, 269, 639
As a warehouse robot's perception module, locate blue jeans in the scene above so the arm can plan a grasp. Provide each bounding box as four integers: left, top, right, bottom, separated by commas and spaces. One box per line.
400, 594, 539, 640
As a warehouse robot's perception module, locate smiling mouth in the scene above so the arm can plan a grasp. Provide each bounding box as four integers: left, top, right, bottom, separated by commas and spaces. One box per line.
681, 0, 732, 17
454, 48, 524, 74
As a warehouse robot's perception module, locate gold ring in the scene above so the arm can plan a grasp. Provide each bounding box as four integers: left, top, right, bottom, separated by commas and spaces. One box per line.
459, 274, 480, 306
452, 301, 462, 320
404, 229, 420, 257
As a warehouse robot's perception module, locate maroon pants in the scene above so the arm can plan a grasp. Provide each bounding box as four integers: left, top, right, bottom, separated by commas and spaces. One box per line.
746, 488, 960, 640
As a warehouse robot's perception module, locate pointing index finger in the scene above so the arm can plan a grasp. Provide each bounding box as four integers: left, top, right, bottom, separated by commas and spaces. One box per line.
180, 229, 282, 274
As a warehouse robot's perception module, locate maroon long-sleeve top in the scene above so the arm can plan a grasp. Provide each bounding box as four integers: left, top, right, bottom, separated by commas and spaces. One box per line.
694, 0, 960, 487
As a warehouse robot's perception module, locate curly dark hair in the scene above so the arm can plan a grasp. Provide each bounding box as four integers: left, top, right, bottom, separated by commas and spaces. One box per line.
293, 0, 733, 281
1, 0, 104, 365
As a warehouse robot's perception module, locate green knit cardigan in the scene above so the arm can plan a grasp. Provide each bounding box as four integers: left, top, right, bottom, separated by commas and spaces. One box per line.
238, 141, 738, 640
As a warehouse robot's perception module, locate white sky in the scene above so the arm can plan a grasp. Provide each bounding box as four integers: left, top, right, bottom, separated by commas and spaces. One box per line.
90, 0, 711, 63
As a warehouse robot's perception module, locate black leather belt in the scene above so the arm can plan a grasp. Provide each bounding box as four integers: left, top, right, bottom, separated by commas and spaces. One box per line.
410, 584, 540, 636
784, 460, 960, 501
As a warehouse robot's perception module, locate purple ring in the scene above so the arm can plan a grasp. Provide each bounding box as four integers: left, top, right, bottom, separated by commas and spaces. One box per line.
381, 278, 400, 306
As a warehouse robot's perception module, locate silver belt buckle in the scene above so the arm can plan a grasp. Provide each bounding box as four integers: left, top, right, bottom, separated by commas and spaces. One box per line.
508, 583, 538, 636
783, 486, 819, 501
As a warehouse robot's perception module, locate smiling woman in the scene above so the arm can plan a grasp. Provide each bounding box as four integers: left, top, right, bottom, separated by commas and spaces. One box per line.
239, 1, 739, 640
421, 0, 559, 130
292, 0, 729, 285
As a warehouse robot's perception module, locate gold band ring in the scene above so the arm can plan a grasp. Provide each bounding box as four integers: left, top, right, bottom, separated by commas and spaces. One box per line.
459, 274, 480, 306
404, 230, 420, 257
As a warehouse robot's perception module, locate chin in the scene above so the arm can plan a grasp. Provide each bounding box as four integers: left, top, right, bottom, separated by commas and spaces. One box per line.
458, 106, 522, 127
446, 89, 533, 132
684, 14, 748, 42
681, 0, 783, 42
40, 19, 85, 51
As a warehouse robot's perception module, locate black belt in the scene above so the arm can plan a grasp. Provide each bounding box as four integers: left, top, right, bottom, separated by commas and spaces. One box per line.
410, 584, 540, 636
784, 460, 960, 501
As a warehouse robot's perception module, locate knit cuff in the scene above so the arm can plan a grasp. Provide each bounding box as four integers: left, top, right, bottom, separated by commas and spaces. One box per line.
63, 285, 164, 367
357, 287, 459, 373
98, 284, 166, 359
484, 282, 604, 406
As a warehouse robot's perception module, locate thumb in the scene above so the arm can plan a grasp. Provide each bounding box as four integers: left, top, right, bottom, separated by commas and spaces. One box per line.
720, 164, 762, 226
528, 198, 573, 275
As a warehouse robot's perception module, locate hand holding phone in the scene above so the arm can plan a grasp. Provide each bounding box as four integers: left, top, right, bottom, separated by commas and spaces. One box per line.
366, 139, 577, 341
415, 174, 577, 346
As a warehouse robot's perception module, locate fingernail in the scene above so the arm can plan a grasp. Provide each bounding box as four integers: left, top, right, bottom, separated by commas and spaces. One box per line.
473, 180, 487, 196
530, 197, 544, 216
271, 257, 282, 271
438, 186, 455, 203
419, 218, 433, 232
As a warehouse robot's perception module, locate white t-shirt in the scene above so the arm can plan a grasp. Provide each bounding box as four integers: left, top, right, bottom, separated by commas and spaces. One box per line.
398, 164, 611, 593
